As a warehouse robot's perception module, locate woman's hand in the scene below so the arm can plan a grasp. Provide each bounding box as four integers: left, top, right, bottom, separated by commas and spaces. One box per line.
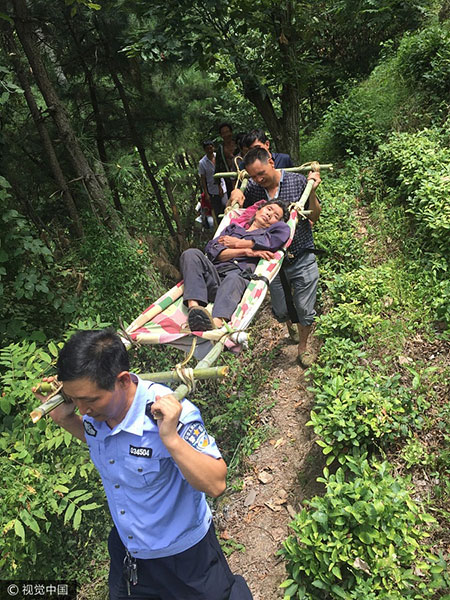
218, 236, 253, 249
249, 249, 276, 260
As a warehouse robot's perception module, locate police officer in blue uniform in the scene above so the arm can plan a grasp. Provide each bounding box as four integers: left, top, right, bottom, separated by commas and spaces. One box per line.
38, 329, 252, 600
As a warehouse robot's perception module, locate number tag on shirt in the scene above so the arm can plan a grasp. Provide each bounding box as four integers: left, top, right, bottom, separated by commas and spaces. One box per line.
129, 445, 153, 458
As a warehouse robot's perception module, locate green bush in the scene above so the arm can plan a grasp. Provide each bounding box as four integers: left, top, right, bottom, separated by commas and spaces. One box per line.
360, 129, 450, 323
313, 175, 365, 278
302, 22, 450, 163
77, 222, 166, 324
306, 369, 414, 462
310, 337, 366, 378
397, 24, 450, 102
361, 129, 450, 256
280, 456, 446, 600
0, 325, 110, 579
315, 302, 382, 341
0, 177, 62, 342
325, 266, 395, 312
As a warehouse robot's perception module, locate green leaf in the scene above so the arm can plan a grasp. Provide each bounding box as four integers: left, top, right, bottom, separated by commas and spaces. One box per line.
312, 511, 328, 525
54, 484, 69, 493
14, 519, 25, 541
332, 565, 342, 579
331, 584, 348, 598
73, 508, 82, 530
357, 527, 376, 544
430, 565, 444, 574
64, 503, 75, 525
28, 517, 41, 534
48, 341, 59, 357
280, 579, 295, 588
283, 582, 299, 597
80, 503, 101, 511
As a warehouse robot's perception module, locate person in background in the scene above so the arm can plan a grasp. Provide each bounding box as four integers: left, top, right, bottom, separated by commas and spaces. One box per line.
243, 129, 294, 169
198, 139, 223, 224
215, 122, 238, 198
230, 147, 321, 368
33, 330, 253, 600
235, 131, 249, 158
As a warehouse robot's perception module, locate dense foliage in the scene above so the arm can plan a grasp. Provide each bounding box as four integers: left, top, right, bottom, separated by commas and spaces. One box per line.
0, 0, 448, 596
279, 15, 449, 597
281, 164, 449, 597
282, 457, 444, 600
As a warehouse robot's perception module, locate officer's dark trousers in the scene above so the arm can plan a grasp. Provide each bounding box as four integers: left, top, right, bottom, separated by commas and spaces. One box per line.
108, 523, 253, 600
180, 248, 248, 321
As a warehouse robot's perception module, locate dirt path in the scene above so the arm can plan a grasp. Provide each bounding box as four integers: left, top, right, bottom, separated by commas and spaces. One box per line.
215, 307, 325, 600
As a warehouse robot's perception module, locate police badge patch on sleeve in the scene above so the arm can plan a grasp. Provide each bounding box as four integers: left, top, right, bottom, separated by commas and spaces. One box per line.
181, 422, 210, 450
83, 420, 97, 437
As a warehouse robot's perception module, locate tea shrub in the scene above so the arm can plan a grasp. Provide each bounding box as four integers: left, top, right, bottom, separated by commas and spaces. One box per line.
281, 457, 445, 599
361, 130, 450, 256
307, 369, 414, 462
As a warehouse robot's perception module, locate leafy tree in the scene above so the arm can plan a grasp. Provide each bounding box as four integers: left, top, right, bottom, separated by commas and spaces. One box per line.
10, 0, 122, 231
127, 0, 433, 160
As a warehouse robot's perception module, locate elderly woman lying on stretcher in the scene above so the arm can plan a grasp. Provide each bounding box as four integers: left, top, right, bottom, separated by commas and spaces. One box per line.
180, 200, 290, 331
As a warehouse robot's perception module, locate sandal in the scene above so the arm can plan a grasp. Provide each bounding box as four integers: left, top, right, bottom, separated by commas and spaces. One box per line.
297, 351, 315, 368
188, 306, 216, 332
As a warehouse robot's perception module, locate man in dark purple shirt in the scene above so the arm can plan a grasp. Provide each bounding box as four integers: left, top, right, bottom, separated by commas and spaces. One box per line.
243, 129, 294, 169
180, 201, 290, 331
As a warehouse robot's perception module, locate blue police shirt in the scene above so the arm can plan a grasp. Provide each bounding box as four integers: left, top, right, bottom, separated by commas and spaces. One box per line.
82, 375, 222, 559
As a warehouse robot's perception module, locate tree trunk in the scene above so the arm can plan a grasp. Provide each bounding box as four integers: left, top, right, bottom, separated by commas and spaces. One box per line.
237, 63, 284, 152
277, 0, 300, 163
12, 0, 121, 231
110, 67, 177, 238
163, 176, 186, 252
280, 82, 300, 163
94, 17, 176, 238
64, 12, 123, 213
1, 29, 84, 239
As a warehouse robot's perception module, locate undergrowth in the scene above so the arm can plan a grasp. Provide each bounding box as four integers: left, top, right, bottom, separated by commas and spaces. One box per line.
280, 164, 449, 598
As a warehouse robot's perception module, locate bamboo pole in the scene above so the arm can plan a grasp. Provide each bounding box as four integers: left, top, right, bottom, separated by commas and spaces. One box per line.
214, 164, 333, 179
171, 337, 228, 401
125, 282, 185, 334
140, 365, 229, 383
30, 393, 65, 423
293, 179, 315, 218
30, 358, 231, 422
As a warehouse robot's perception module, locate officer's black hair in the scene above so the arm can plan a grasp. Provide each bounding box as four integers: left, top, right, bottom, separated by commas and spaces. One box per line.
243, 147, 271, 168
202, 139, 214, 148
57, 329, 130, 390
243, 128, 269, 149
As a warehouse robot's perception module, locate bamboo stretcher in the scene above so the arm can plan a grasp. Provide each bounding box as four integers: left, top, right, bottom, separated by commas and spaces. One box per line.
31, 162, 332, 422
